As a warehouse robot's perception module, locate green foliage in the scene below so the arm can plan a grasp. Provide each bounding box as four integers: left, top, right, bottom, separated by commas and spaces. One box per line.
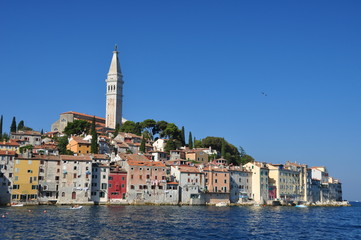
221, 139, 226, 157
188, 132, 193, 149
156, 120, 168, 138
163, 123, 180, 140
10, 117, 16, 133
0, 115, 3, 137
57, 136, 73, 155
140, 119, 157, 139
2, 133, 9, 141
17, 120, 24, 131
194, 139, 203, 148
119, 121, 142, 135
140, 137, 146, 153
63, 120, 91, 136
181, 126, 185, 146
164, 138, 182, 153
90, 117, 98, 154
240, 154, 255, 165
19, 144, 33, 154
202, 136, 241, 165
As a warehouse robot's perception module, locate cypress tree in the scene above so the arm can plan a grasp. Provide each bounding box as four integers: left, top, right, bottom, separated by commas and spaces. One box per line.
188, 132, 193, 149
10, 117, 17, 133
140, 137, 146, 153
41, 129, 44, 135
181, 126, 185, 146
114, 123, 120, 138
221, 138, 226, 158
90, 116, 98, 154
0, 115, 3, 139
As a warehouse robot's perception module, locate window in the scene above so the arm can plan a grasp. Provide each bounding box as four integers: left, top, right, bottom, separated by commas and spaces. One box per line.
109, 176, 113, 180
215, 179, 218, 183
15, 176, 18, 181
139, 175, 142, 180
122, 177, 125, 181
101, 183, 107, 189
103, 175, 106, 179
131, 175, 133, 179
28, 160, 32, 164
13, 185, 20, 189
158, 186, 163, 190
32, 185, 38, 190
139, 185, 143, 190
224, 179, 227, 183
121, 184, 124, 188
73, 173, 77, 178
130, 185, 135, 189
55, 176, 59, 180
147, 175, 150, 179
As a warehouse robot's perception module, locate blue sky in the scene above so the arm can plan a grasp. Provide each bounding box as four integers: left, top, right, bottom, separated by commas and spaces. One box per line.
1, 1, 360, 200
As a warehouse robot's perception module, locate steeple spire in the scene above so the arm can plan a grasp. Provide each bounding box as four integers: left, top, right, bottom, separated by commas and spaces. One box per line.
108, 44, 122, 76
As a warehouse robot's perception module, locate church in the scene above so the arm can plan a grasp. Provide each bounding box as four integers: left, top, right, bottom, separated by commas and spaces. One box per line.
51, 46, 125, 133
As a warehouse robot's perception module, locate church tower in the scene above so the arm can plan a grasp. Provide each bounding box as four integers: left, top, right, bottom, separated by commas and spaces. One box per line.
105, 45, 124, 129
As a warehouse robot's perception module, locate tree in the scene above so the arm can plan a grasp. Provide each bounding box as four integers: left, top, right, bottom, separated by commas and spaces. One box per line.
63, 120, 91, 136
163, 123, 180, 139
140, 137, 146, 153
239, 146, 255, 165
221, 139, 226, 157
140, 119, 157, 140
0, 115, 3, 138
156, 120, 168, 138
90, 117, 98, 154
2, 133, 9, 141
194, 139, 203, 148
18, 120, 25, 131
41, 129, 44, 135
181, 126, 185, 146
119, 121, 141, 135
188, 132, 193, 149
10, 117, 17, 133
57, 136, 73, 155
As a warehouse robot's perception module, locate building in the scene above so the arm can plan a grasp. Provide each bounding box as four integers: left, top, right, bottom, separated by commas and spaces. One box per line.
57, 155, 92, 204
267, 164, 301, 202
0, 150, 16, 204
67, 136, 91, 154
185, 149, 209, 164
229, 166, 252, 203
37, 155, 61, 204
105, 46, 124, 129
0, 141, 20, 153
11, 157, 40, 204
124, 160, 177, 204
243, 162, 269, 204
171, 165, 205, 204
203, 166, 230, 204
10, 131, 42, 147
91, 162, 109, 204
108, 166, 127, 202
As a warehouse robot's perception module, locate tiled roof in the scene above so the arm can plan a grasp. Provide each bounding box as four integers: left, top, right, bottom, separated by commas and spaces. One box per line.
203, 166, 229, 172
0, 150, 16, 155
70, 136, 90, 144
127, 160, 166, 167
0, 141, 20, 146
61, 111, 105, 121
61, 155, 92, 161
11, 130, 41, 136
178, 166, 201, 173
92, 154, 110, 159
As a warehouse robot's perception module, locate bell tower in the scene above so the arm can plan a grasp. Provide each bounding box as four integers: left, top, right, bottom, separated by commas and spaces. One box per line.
105, 45, 123, 129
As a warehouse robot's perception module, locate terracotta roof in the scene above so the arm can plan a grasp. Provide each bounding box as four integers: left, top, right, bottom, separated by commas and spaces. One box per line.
34, 155, 61, 161
0, 141, 20, 146
60, 155, 92, 161
167, 182, 179, 185
0, 150, 16, 155
11, 130, 41, 136
119, 153, 149, 162
177, 166, 201, 173
70, 136, 90, 144
203, 166, 229, 172
92, 154, 110, 159
61, 111, 105, 121
127, 160, 166, 167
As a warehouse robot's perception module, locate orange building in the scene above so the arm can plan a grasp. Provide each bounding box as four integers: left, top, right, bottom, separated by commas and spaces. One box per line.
67, 136, 91, 154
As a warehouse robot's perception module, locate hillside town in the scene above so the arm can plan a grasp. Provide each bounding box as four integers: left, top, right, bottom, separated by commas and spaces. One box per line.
0, 47, 343, 206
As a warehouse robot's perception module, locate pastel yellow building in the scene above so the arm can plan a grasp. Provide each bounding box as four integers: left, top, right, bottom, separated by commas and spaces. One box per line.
0, 141, 20, 154
67, 136, 91, 154
11, 157, 40, 203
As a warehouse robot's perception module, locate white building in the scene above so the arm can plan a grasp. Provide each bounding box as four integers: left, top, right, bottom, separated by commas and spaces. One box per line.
229, 166, 252, 203
243, 162, 269, 204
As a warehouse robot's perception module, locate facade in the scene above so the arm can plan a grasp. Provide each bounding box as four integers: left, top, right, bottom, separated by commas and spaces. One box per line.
57, 155, 92, 204
203, 166, 230, 204
243, 162, 269, 204
67, 136, 91, 154
0, 141, 20, 153
105, 46, 124, 129
171, 165, 205, 204
267, 164, 301, 201
10, 131, 42, 147
229, 166, 252, 203
11, 157, 40, 204
124, 160, 177, 204
91, 163, 109, 204
0, 150, 16, 204
108, 167, 127, 202
186, 149, 209, 164
37, 155, 61, 204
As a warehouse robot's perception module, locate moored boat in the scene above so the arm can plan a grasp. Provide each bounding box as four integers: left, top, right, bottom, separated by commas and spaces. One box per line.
215, 202, 227, 207
11, 203, 24, 207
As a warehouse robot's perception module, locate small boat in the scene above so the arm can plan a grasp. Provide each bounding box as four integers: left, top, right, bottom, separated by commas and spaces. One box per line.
215, 202, 227, 207
11, 203, 24, 207
70, 205, 83, 209
295, 204, 307, 208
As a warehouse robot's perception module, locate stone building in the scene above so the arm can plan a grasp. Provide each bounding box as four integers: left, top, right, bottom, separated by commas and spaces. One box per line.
243, 162, 269, 204
203, 166, 230, 204
0, 150, 16, 205
229, 166, 252, 203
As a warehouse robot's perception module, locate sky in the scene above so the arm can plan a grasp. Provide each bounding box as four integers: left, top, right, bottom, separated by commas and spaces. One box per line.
0, 1, 360, 200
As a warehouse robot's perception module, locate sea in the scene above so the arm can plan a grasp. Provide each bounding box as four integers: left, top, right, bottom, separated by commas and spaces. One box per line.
0, 202, 360, 239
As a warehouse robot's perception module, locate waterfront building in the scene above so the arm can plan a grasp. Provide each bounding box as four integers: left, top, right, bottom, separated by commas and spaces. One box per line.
91, 162, 109, 204
243, 162, 269, 204
285, 162, 312, 202
108, 166, 127, 202
171, 165, 205, 204
10, 131, 42, 147
124, 160, 177, 204
0, 150, 16, 204
228, 166, 252, 203
11, 157, 40, 204
267, 164, 301, 202
37, 155, 61, 204
57, 155, 92, 204
203, 166, 230, 204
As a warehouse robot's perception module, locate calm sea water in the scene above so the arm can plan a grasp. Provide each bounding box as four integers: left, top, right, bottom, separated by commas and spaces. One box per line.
0, 202, 360, 239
